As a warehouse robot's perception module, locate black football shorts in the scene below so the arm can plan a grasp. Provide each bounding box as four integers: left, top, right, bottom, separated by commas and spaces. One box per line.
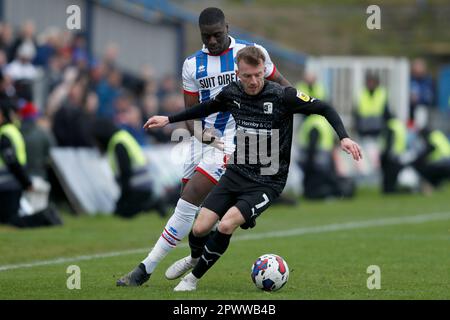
202, 168, 279, 229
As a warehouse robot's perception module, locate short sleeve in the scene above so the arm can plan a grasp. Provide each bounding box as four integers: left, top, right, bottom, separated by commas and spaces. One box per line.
255, 44, 276, 79
182, 58, 198, 95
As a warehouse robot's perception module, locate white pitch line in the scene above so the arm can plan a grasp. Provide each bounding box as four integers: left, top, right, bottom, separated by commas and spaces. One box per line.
1, 212, 449, 272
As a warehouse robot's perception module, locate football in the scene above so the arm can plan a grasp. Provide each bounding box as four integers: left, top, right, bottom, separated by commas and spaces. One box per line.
251, 254, 289, 292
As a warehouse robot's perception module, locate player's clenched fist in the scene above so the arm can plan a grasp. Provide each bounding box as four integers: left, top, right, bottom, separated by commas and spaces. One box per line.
143, 116, 169, 129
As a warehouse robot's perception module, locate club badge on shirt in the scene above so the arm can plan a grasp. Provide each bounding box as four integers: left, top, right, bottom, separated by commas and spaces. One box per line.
263, 102, 273, 114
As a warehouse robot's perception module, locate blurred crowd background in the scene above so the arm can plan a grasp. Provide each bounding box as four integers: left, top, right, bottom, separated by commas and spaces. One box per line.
0, 21, 186, 148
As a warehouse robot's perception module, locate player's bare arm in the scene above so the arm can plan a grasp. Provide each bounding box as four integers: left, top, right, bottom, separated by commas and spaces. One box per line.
183, 92, 199, 137
268, 68, 292, 87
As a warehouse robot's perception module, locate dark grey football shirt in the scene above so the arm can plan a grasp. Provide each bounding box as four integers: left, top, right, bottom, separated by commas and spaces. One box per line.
169, 80, 349, 194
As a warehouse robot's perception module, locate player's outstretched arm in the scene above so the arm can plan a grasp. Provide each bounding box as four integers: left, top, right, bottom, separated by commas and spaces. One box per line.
268, 69, 292, 87
282, 87, 362, 162
340, 137, 363, 161
144, 99, 224, 130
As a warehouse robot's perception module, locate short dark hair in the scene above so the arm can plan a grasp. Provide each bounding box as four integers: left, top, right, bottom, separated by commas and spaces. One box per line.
236, 46, 266, 67
365, 71, 379, 82
91, 118, 118, 152
199, 7, 225, 26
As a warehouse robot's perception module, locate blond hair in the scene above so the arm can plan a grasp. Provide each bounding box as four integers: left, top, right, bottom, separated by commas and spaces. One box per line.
236, 46, 265, 67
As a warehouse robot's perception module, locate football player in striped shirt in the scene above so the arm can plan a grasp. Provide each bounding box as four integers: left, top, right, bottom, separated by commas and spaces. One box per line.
117, 7, 290, 287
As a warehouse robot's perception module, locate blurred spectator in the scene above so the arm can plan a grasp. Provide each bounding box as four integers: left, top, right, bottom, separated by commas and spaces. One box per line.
20, 106, 55, 178
46, 66, 79, 117
380, 116, 409, 193
16, 81, 56, 180
85, 90, 99, 115
140, 64, 157, 84
52, 79, 94, 147
412, 127, 450, 190
58, 31, 74, 65
4, 41, 38, 81
143, 78, 158, 96
297, 114, 355, 199
0, 23, 14, 54
0, 69, 17, 98
91, 118, 167, 218
118, 105, 147, 146
161, 92, 184, 114
124, 72, 146, 97
96, 67, 122, 119
354, 72, 391, 138
142, 93, 166, 143
0, 90, 61, 228
103, 42, 119, 69
151, 93, 186, 143
142, 93, 159, 118
0, 49, 8, 69
295, 71, 326, 101
409, 58, 434, 128
7, 21, 37, 63
89, 60, 107, 87
156, 74, 178, 101
44, 54, 65, 96
34, 27, 60, 68
72, 32, 90, 71
114, 92, 148, 145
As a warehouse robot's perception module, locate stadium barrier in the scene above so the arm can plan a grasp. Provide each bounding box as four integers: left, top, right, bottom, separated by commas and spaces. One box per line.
50, 147, 120, 215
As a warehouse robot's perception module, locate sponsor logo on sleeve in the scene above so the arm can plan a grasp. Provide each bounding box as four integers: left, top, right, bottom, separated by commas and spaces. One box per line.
296, 90, 310, 102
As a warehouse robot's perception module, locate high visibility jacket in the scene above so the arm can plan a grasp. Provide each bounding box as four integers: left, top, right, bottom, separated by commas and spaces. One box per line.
384, 119, 407, 156
107, 130, 152, 190
296, 82, 326, 101
427, 130, 450, 163
298, 115, 335, 169
357, 87, 387, 117
298, 115, 334, 151
0, 123, 27, 190
356, 87, 387, 135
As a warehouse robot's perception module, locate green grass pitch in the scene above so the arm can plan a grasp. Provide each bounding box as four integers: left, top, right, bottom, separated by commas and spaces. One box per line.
0, 186, 449, 300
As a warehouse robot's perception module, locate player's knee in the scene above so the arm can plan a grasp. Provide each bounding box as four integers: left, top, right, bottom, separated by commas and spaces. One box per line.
217, 219, 239, 235
192, 223, 209, 237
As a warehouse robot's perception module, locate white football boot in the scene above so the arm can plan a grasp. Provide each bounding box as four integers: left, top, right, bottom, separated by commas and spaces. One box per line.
173, 272, 199, 292
165, 255, 199, 280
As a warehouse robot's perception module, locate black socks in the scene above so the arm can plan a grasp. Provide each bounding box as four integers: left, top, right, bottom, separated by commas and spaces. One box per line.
192, 231, 232, 279
189, 230, 212, 259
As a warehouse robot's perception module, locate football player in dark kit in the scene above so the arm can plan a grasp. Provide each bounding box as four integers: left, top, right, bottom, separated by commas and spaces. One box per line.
144, 46, 362, 291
